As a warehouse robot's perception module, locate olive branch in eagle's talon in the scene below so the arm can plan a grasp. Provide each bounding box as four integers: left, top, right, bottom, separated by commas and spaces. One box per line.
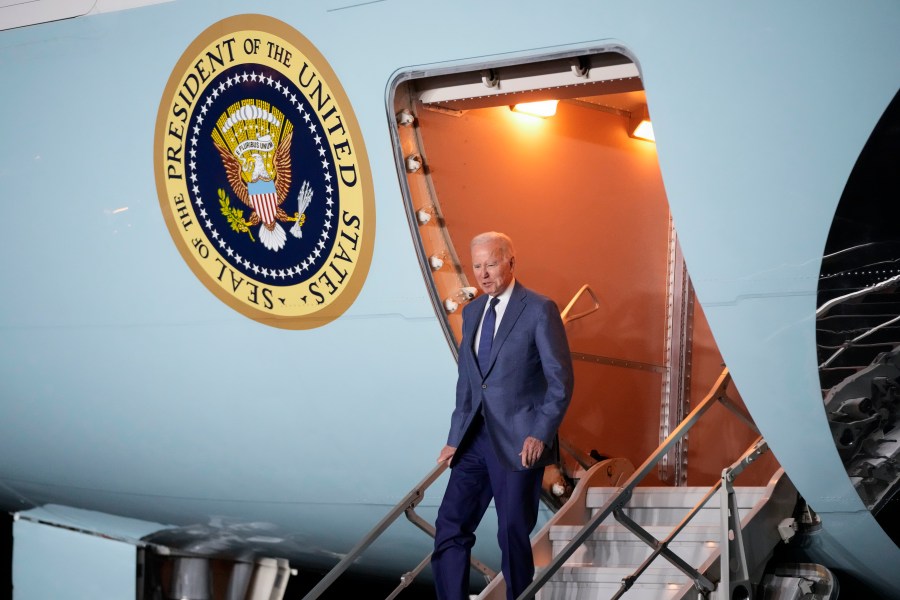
219, 189, 255, 242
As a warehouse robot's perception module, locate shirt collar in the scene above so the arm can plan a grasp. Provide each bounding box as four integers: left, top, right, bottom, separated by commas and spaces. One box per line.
491, 278, 516, 305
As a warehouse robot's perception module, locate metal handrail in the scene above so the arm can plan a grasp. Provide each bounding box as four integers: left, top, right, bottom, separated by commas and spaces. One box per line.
517, 367, 737, 600
302, 461, 495, 600
561, 284, 601, 325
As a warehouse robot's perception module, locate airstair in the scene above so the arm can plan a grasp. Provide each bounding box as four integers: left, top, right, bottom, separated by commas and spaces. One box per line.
478, 469, 796, 600
302, 368, 833, 600
473, 374, 800, 600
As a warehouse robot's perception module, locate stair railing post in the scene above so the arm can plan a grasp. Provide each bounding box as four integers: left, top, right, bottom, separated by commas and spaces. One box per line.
719, 438, 767, 600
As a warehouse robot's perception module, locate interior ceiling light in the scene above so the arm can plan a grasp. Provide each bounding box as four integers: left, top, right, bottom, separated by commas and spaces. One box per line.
630, 105, 655, 142
510, 100, 559, 118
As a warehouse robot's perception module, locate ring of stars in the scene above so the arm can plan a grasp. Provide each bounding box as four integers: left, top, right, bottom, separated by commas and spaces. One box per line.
187, 68, 338, 282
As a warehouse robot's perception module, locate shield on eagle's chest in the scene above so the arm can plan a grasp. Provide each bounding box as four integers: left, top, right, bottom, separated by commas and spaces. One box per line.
248, 179, 278, 225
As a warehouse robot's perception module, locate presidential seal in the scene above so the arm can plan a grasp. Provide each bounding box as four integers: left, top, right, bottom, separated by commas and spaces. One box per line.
154, 14, 374, 329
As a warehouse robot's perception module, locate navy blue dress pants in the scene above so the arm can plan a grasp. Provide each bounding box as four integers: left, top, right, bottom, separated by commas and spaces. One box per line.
432, 417, 543, 600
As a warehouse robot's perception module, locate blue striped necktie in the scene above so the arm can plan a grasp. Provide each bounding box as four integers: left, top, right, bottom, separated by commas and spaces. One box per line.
478, 297, 500, 372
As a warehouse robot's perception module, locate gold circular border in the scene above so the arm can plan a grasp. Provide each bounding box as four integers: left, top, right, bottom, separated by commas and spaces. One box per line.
154, 14, 375, 330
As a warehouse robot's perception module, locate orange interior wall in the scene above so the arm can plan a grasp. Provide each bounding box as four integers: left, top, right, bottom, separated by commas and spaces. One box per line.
414, 99, 778, 487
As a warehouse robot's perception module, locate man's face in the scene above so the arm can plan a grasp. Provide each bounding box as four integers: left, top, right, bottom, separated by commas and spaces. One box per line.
471, 241, 514, 297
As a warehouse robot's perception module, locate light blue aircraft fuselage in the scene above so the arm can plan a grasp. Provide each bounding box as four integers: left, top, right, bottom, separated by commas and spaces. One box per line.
1, 1, 898, 598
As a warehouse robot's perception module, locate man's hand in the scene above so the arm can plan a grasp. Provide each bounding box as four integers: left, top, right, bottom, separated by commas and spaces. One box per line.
520, 436, 545, 468
438, 445, 457, 463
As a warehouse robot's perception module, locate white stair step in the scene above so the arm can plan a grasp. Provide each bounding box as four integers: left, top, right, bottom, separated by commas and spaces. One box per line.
538, 581, 684, 600
550, 524, 721, 542
549, 525, 719, 568
537, 566, 692, 600
587, 487, 765, 509
587, 487, 765, 526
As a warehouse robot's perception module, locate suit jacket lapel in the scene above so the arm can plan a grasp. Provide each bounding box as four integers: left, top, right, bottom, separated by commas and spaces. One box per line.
463, 295, 487, 373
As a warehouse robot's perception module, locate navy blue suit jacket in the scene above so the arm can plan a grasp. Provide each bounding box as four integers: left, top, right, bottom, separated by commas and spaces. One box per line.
447, 282, 574, 471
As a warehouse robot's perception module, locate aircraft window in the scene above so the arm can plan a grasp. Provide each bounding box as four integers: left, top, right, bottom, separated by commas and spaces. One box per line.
388, 50, 779, 490
816, 89, 900, 538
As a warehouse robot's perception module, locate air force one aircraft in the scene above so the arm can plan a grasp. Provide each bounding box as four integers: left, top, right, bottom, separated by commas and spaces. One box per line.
1, 1, 899, 599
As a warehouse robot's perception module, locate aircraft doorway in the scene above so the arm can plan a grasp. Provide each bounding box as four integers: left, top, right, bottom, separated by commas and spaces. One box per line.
389, 50, 778, 492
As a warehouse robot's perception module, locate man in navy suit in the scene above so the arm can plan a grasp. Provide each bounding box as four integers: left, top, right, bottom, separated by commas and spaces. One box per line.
432, 232, 574, 600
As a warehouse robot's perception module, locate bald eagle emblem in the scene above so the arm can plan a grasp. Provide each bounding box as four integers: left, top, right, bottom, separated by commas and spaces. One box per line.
212, 101, 311, 252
